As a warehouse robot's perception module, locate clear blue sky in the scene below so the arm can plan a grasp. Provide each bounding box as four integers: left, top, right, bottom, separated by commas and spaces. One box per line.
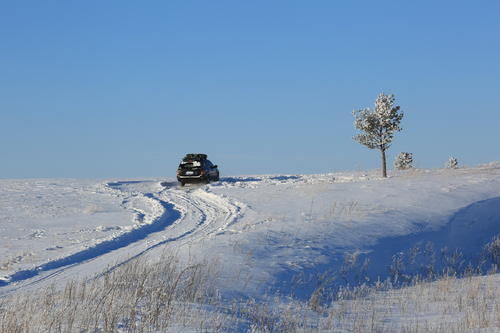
1, 1, 499, 178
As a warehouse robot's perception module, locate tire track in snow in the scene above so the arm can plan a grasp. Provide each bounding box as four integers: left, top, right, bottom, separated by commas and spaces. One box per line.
148, 186, 245, 247
1, 181, 244, 293
0, 181, 180, 291
92, 185, 246, 277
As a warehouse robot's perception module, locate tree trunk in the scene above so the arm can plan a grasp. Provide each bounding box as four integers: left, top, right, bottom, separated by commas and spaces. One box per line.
380, 148, 387, 178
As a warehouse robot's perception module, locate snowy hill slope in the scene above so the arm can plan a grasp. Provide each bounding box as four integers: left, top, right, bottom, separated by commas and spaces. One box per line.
0, 163, 499, 299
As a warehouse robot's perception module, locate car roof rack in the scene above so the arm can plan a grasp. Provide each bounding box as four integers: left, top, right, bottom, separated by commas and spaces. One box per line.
183, 153, 208, 161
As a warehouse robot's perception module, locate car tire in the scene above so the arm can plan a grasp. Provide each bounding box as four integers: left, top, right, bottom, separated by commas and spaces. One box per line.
214, 172, 220, 181
180, 181, 185, 187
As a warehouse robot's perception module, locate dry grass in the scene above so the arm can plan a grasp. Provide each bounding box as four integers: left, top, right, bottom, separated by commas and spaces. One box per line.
319, 273, 499, 333
1, 250, 498, 332
0, 253, 222, 333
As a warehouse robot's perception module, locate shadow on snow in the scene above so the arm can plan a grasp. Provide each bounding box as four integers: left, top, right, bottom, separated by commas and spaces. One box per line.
107, 180, 146, 187
221, 177, 262, 183
269, 175, 301, 181
268, 196, 500, 300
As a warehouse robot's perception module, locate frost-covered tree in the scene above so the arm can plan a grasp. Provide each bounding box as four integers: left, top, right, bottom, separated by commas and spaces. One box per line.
394, 152, 413, 170
446, 156, 458, 169
353, 93, 404, 177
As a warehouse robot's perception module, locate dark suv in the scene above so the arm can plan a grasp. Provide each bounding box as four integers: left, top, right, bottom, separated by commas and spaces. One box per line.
176, 154, 220, 186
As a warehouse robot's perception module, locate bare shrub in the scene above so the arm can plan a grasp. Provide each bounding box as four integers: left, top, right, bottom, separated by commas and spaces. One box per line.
236, 298, 313, 333
483, 234, 500, 267
329, 201, 360, 219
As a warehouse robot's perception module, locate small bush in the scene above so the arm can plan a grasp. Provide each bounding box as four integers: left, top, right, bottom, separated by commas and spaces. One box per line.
394, 152, 413, 170
483, 235, 500, 266
446, 156, 458, 169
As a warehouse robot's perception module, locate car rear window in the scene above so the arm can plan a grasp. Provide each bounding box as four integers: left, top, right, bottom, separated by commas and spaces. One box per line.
180, 160, 201, 169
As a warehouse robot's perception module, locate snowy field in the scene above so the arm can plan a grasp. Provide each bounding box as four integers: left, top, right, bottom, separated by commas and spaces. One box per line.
0, 163, 499, 331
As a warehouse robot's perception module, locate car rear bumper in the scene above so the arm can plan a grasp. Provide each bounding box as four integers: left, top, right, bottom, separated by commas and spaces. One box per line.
177, 175, 208, 182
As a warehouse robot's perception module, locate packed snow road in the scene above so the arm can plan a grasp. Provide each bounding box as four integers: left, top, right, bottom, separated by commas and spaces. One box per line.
1, 163, 500, 299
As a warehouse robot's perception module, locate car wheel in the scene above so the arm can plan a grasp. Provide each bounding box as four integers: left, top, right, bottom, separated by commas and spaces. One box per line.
180, 181, 185, 187
214, 172, 220, 181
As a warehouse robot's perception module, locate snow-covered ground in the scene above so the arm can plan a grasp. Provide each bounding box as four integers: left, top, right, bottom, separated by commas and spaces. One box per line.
1, 163, 499, 328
